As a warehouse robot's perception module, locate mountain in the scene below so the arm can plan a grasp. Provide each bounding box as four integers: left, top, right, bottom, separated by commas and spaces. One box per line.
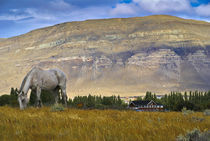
0, 38, 6, 41
1, 15, 210, 97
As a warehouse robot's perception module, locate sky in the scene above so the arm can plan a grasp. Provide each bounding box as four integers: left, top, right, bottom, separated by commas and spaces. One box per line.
0, 0, 210, 38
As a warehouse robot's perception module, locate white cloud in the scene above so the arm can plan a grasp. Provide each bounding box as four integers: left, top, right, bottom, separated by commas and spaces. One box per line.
195, 3, 210, 16
133, 0, 191, 13
4, 2, 112, 29
68, 6, 112, 21
24, 8, 57, 20
50, 0, 72, 9
0, 14, 30, 21
110, 0, 194, 17
20, 0, 109, 23
110, 3, 137, 16
49, 0, 76, 12
1, 0, 209, 23
10, 9, 19, 13
0, 0, 75, 22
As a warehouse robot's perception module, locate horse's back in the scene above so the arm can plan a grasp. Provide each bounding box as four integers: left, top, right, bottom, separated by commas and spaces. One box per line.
30, 67, 66, 89
48, 68, 67, 85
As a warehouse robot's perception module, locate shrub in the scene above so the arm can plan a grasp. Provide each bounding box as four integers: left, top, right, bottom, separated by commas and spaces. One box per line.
177, 128, 210, 141
51, 104, 65, 112
182, 107, 194, 115
203, 109, 210, 116
0, 95, 11, 106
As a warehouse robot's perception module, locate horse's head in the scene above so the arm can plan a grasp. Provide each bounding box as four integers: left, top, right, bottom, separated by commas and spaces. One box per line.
18, 91, 28, 110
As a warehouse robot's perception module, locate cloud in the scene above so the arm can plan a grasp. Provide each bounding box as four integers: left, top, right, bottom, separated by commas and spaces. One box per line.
0, 14, 31, 21
195, 3, 210, 16
0, 0, 113, 34
24, 8, 57, 21
1, 0, 209, 24
109, 0, 210, 23
132, 0, 192, 13
110, 3, 137, 16
68, 6, 111, 21
110, 0, 194, 17
20, 4, 111, 23
50, 0, 72, 10
9, 9, 19, 12
17, 0, 111, 23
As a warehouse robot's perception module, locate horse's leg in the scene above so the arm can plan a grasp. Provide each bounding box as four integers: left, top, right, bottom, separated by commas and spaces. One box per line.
36, 86, 42, 107
53, 87, 59, 104
61, 87, 67, 106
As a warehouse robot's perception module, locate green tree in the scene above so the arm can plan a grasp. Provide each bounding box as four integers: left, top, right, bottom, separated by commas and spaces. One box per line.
9, 87, 18, 107
137, 96, 142, 101
0, 95, 11, 106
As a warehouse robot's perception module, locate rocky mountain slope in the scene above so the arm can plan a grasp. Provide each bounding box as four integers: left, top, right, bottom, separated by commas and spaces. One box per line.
1, 15, 210, 97
0, 38, 6, 42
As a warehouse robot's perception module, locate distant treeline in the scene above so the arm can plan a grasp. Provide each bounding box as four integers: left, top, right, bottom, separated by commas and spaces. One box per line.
0, 88, 127, 109
138, 91, 210, 111
0, 88, 209, 111
68, 95, 127, 109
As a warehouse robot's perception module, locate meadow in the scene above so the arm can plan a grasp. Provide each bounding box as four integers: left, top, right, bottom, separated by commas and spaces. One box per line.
0, 106, 209, 141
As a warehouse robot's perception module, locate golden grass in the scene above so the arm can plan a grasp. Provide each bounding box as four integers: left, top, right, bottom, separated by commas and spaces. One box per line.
0, 107, 209, 141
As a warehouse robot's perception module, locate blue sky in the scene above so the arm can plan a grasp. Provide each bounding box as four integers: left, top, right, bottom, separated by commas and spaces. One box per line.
0, 0, 210, 38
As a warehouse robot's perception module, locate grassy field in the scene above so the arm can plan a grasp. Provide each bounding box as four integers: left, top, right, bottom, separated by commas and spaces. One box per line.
0, 107, 209, 141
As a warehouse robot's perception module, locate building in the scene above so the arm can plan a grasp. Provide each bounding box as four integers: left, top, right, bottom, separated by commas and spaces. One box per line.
129, 100, 164, 111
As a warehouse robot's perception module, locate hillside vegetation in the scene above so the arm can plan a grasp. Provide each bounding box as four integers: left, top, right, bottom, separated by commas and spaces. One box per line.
0, 107, 209, 141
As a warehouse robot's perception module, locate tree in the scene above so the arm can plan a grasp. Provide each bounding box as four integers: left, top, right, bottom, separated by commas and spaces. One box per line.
0, 95, 11, 106
9, 87, 19, 107
144, 91, 153, 101
136, 96, 142, 101
0, 87, 19, 107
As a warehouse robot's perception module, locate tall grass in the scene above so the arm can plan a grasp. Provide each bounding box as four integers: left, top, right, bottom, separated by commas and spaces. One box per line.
0, 106, 209, 141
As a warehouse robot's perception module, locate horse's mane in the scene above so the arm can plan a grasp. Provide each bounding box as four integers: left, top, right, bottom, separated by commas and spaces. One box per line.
19, 67, 36, 92
20, 76, 27, 92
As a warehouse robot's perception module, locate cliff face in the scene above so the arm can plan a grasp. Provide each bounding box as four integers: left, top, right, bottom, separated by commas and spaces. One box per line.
1, 15, 210, 97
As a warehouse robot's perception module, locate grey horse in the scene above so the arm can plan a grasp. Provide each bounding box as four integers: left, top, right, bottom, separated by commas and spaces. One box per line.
18, 67, 67, 109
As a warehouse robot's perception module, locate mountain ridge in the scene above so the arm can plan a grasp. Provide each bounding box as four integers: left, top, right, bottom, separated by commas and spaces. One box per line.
3, 15, 210, 39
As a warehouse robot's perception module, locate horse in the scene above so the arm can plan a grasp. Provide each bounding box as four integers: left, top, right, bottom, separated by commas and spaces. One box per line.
18, 67, 67, 109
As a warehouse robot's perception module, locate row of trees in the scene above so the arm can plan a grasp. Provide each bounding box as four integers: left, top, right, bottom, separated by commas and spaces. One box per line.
68, 95, 127, 109
0, 88, 127, 109
161, 91, 210, 111
0, 88, 209, 111
30, 90, 128, 109
139, 91, 210, 111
